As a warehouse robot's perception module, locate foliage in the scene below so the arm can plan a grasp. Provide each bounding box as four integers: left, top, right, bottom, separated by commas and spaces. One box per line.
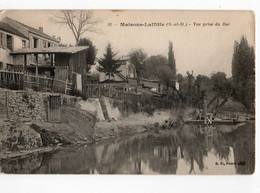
96, 43, 121, 80
77, 38, 98, 73
210, 72, 233, 98
51, 10, 101, 45
177, 71, 196, 105
177, 73, 184, 83
70, 89, 82, 97
168, 41, 176, 78
143, 55, 168, 79
158, 65, 174, 88
88, 72, 100, 83
231, 36, 255, 109
128, 49, 147, 83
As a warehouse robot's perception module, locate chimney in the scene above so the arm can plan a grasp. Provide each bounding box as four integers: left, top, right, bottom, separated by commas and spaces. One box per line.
39, 27, 43, 32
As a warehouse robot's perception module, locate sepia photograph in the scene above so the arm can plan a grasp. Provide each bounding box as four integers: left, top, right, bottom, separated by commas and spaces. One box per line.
0, 10, 255, 175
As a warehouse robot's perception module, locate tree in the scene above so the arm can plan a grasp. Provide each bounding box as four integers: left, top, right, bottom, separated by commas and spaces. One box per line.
144, 55, 175, 97
232, 36, 255, 109
96, 43, 121, 81
144, 55, 168, 79
168, 41, 176, 78
159, 65, 174, 95
194, 74, 210, 104
210, 72, 233, 98
128, 49, 147, 84
78, 38, 98, 73
178, 71, 196, 105
51, 10, 101, 45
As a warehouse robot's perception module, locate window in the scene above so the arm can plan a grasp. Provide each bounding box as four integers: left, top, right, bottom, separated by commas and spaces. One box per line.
33, 37, 38, 48
48, 42, 51, 47
22, 40, 26, 48
7, 35, 13, 50
0, 33, 3, 47
43, 40, 47, 48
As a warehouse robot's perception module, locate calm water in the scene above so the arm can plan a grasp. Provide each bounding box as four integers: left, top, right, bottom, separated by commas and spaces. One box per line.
0, 122, 255, 174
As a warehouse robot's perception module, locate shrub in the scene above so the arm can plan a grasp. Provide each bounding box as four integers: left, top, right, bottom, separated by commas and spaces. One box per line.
70, 89, 82, 97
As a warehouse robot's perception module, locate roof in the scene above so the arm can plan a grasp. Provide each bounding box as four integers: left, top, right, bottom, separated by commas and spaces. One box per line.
1, 17, 59, 42
0, 22, 28, 39
119, 55, 130, 61
10, 46, 88, 55
128, 77, 161, 83
99, 79, 127, 84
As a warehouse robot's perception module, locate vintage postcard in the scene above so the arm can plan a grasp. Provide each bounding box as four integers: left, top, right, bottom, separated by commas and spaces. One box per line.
0, 10, 255, 174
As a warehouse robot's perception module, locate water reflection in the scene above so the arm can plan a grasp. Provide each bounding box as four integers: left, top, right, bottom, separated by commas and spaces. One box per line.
0, 122, 255, 174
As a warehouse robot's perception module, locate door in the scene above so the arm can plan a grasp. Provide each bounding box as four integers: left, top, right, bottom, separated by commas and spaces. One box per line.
53, 66, 68, 92
47, 95, 61, 122
76, 73, 82, 91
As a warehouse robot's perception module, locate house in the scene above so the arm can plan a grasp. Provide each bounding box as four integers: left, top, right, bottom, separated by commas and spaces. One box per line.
0, 17, 90, 93
99, 56, 136, 83
128, 78, 164, 92
0, 17, 59, 70
10, 46, 89, 92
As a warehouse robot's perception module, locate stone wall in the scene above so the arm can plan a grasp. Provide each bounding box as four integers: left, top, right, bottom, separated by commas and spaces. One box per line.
4, 89, 79, 122
0, 119, 42, 151
8, 90, 48, 121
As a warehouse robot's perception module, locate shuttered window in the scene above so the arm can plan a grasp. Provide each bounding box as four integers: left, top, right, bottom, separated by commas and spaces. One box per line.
0, 33, 7, 48
0, 33, 4, 47
7, 35, 13, 50
22, 40, 26, 48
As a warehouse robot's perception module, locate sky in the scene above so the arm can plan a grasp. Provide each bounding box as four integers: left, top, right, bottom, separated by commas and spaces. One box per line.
0, 10, 255, 77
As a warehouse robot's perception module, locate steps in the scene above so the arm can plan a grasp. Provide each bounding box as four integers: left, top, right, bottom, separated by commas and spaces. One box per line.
65, 81, 73, 94
99, 97, 109, 120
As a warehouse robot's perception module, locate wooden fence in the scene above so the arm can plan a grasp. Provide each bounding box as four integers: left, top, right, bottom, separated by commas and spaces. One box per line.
0, 70, 69, 94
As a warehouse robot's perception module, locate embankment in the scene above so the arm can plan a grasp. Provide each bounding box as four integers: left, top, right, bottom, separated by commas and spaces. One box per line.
0, 89, 173, 159
94, 110, 172, 141
0, 89, 96, 159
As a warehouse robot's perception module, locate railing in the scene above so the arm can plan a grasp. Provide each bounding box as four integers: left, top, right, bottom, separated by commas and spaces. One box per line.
0, 70, 24, 90
85, 83, 175, 109
0, 70, 69, 94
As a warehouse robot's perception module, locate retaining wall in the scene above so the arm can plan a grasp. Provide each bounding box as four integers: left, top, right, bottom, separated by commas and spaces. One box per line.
1, 89, 79, 122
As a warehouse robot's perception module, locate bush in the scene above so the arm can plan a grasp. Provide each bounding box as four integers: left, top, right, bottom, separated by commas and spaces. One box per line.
70, 89, 82, 97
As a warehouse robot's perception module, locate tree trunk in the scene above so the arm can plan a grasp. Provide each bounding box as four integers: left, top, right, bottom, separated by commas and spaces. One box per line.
75, 36, 80, 46
108, 73, 111, 97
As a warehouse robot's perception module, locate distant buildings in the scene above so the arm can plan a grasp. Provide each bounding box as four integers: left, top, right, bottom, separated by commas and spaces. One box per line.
99, 56, 135, 83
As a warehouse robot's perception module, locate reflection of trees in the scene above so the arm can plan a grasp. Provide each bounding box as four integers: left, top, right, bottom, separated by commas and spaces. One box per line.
178, 122, 255, 174
177, 125, 208, 174
223, 122, 255, 174
144, 135, 179, 174
211, 128, 231, 161
1, 122, 254, 174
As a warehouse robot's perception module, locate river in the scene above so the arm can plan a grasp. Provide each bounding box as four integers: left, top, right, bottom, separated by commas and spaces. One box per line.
0, 122, 255, 174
